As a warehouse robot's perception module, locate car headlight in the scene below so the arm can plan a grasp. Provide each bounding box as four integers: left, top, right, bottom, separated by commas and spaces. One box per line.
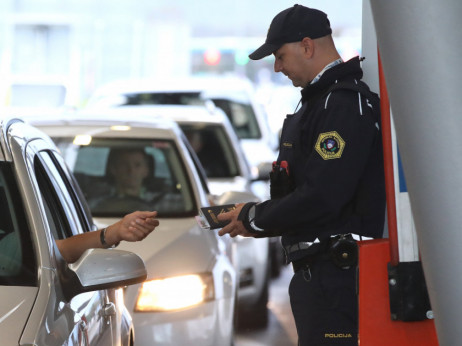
135, 273, 215, 312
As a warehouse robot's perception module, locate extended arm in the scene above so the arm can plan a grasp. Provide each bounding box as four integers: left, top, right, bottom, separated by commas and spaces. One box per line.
56, 210, 159, 263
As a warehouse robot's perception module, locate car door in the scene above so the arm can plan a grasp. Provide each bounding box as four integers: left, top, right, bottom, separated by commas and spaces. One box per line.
30, 144, 115, 346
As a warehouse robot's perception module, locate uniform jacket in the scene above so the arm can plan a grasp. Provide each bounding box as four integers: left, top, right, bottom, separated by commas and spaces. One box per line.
253, 57, 386, 251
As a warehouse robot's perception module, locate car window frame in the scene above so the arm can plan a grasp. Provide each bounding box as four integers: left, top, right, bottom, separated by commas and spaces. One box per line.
180, 132, 211, 195
32, 149, 114, 345
34, 150, 92, 239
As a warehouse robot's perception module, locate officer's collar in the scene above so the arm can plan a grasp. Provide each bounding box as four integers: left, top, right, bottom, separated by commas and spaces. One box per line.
301, 56, 363, 101
310, 58, 343, 85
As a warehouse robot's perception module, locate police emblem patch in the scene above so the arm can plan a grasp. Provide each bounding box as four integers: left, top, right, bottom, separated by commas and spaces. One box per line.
315, 131, 345, 160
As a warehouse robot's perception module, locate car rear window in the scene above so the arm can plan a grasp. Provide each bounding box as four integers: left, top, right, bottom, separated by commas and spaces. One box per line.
0, 162, 37, 286
122, 92, 204, 106
53, 137, 197, 218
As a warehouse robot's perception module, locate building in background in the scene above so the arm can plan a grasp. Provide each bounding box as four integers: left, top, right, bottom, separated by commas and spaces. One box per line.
0, 0, 361, 108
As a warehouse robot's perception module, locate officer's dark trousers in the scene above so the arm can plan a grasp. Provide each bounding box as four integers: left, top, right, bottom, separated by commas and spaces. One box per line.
289, 255, 358, 345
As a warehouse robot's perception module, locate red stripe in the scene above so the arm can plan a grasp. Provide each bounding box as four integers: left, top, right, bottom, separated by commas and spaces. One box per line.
378, 50, 399, 266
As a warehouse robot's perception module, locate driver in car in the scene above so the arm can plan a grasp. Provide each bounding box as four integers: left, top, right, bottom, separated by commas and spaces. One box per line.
93, 148, 160, 212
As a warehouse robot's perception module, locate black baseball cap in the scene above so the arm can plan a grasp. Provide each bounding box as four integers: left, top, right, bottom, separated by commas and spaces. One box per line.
249, 4, 332, 60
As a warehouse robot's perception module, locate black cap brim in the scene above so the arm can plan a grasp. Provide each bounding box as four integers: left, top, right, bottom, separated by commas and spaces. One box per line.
249, 42, 282, 60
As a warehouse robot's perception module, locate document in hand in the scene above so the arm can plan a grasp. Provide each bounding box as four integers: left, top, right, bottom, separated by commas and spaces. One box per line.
196, 204, 236, 230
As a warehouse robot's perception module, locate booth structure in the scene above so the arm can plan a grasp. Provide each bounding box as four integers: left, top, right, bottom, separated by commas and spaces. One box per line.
358, 1, 462, 345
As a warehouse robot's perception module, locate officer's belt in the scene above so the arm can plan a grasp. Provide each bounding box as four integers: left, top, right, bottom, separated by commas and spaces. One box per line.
284, 233, 373, 255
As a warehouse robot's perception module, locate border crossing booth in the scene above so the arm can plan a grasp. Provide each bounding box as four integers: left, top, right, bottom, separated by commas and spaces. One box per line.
355, 1, 461, 345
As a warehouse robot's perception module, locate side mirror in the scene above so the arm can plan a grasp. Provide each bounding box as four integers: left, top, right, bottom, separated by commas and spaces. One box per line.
61, 248, 147, 300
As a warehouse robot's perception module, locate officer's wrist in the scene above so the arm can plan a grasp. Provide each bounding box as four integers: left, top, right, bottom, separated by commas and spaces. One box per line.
237, 202, 264, 233
248, 205, 264, 232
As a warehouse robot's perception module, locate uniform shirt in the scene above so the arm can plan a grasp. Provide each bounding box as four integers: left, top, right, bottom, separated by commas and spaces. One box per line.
253, 57, 386, 255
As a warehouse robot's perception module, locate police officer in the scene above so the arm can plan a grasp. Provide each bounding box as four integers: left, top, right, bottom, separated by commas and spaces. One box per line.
217, 4, 385, 345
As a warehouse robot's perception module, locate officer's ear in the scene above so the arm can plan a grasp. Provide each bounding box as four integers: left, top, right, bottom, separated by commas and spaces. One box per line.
301, 37, 314, 58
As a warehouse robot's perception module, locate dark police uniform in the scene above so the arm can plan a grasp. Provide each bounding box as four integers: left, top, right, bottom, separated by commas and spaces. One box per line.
243, 57, 386, 345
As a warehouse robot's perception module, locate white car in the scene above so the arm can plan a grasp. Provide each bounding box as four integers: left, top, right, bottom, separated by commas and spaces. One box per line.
86, 75, 278, 193
0, 117, 147, 345
115, 104, 272, 329
29, 111, 238, 345
86, 76, 286, 277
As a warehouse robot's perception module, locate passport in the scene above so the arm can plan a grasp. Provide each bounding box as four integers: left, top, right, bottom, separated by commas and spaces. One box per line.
196, 204, 236, 230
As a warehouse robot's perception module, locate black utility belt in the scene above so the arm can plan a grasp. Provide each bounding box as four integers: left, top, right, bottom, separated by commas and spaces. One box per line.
285, 233, 372, 255
290, 233, 371, 271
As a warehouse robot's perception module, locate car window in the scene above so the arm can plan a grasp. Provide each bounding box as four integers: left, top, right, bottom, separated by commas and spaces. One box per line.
122, 92, 205, 106
180, 133, 210, 195
0, 162, 37, 286
180, 124, 240, 178
209, 98, 262, 140
53, 137, 197, 218
52, 153, 95, 231
34, 151, 91, 239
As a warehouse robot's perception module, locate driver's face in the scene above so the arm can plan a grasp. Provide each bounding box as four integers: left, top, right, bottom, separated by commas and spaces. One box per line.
110, 152, 149, 194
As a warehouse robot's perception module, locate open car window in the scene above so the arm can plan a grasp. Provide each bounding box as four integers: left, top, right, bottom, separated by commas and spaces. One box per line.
34, 151, 92, 240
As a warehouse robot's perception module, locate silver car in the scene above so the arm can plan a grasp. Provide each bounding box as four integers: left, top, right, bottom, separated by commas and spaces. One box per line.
30, 111, 238, 345
0, 117, 147, 345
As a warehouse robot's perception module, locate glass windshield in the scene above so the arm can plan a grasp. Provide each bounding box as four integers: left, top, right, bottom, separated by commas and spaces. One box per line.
180, 124, 240, 178
0, 162, 37, 286
53, 138, 196, 218
122, 92, 205, 106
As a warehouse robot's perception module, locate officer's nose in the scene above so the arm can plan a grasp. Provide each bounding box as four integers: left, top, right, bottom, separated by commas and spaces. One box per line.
274, 59, 282, 73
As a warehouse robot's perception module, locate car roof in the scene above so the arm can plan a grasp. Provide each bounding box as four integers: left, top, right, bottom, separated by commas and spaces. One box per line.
0, 117, 57, 161
88, 75, 256, 105
119, 104, 230, 125
112, 105, 243, 157
23, 107, 190, 140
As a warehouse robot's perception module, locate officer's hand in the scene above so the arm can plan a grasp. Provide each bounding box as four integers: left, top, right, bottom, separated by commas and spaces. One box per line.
217, 204, 254, 238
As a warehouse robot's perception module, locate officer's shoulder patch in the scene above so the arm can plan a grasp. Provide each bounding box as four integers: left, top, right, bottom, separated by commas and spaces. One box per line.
315, 131, 345, 160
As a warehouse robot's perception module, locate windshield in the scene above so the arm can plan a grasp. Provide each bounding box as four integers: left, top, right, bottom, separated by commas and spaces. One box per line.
53, 138, 197, 218
122, 92, 205, 106
0, 162, 37, 286
180, 124, 240, 179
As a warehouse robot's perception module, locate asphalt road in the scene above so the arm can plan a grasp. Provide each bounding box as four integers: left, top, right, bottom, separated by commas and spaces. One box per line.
235, 264, 298, 346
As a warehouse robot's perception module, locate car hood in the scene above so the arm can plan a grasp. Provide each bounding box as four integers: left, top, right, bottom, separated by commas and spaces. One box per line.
94, 217, 221, 279
0, 287, 38, 345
